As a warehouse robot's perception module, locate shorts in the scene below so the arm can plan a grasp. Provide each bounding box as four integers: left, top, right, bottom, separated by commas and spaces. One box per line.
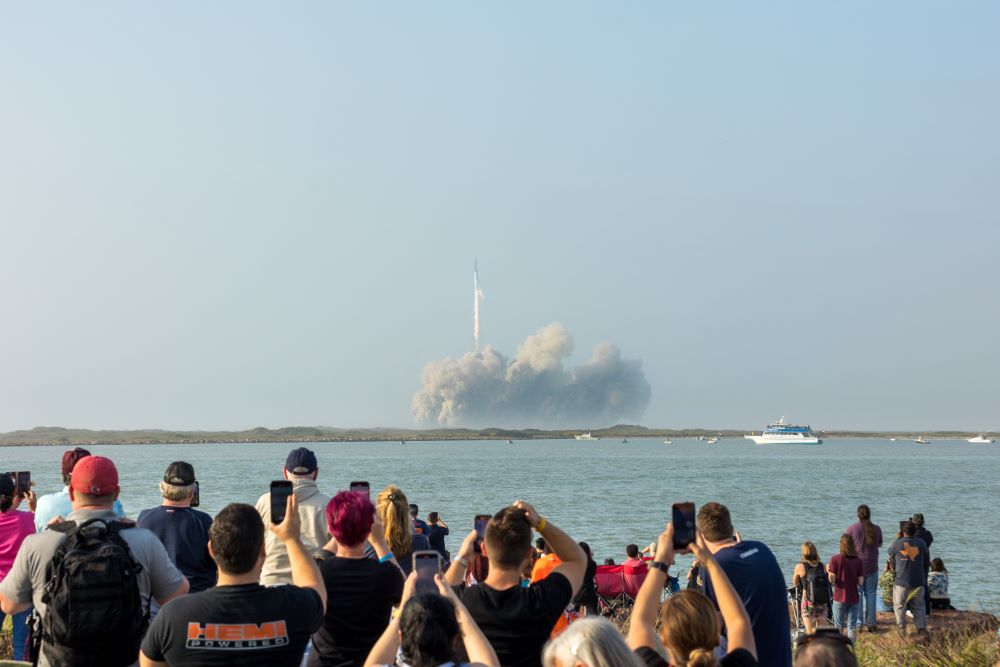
802, 599, 829, 620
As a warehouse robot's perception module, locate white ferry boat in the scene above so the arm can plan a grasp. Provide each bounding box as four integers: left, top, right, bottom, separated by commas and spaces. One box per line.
662, 438, 673, 445
914, 436, 929, 444
574, 432, 601, 441
705, 436, 719, 444
744, 418, 821, 445
968, 434, 994, 444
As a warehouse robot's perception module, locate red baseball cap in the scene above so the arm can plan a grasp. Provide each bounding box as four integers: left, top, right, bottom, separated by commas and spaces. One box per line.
69, 455, 119, 496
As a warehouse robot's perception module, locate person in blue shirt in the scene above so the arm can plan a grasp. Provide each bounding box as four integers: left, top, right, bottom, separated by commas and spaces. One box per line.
34, 447, 124, 531
409, 503, 429, 536
425, 511, 450, 560
697, 502, 791, 667
137, 461, 216, 594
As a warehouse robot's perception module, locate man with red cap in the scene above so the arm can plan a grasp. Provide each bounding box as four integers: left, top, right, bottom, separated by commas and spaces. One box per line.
33, 447, 125, 531
0, 455, 189, 667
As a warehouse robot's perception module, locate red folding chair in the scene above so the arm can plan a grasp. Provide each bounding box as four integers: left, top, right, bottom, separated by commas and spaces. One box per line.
622, 562, 650, 606
594, 565, 626, 620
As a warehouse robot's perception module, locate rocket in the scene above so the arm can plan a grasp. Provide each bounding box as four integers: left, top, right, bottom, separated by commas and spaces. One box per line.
474, 260, 484, 351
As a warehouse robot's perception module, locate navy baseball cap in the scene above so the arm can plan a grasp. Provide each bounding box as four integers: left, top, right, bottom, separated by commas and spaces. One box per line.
163, 461, 196, 486
285, 447, 318, 474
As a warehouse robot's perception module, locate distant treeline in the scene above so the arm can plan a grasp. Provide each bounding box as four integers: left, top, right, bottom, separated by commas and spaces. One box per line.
0, 424, 990, 446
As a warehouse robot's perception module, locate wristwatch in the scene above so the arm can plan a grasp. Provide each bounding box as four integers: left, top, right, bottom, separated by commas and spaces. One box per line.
455, 556, 469, 569
649, 561, 670, 575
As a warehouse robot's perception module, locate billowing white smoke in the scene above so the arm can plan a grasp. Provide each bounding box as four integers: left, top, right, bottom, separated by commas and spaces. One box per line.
412, 322, 651, 427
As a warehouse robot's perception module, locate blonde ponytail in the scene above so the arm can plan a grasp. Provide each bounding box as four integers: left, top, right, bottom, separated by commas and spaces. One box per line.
687, 648, 718, 667
377, 485, 413, 558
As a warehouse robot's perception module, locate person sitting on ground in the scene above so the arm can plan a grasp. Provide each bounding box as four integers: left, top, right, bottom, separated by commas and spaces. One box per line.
887, 520, 929, 637
0, 473, 36, 661
309, 491, 404, 667
927, 558, 952, 610
370, 486, 430, 575
624, 543, 643, 566
445, 500, 586, 667
544, 616, 644, 667
1, 456, 188, 667
628, 523, 757, 666
792, 630, 859, 667
845, 504, 882, 633
410, 503, 429, 535
365, 571, 500, 667
141, 499, 326, 666
255, 447, 331, 585
827, 534, 864, 641
572, 542, 599, 617
33, 447, 125, 530
792, 541, 830, 635
425, 511, 450, 560
696, 502, 790, 667
137, 461, 216, 594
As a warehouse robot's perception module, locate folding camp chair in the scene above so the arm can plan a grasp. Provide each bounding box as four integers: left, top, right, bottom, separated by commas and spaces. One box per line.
595, 565, 627, 622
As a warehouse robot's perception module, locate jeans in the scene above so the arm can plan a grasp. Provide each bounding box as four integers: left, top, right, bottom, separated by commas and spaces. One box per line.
893, 584, 927, 631
0, 608, 31, 661
832, 600, 860, 640
858, 572, 879, 627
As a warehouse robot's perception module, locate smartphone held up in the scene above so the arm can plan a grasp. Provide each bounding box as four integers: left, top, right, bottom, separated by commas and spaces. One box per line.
413, 550, 442, 594
672, 502, 696, 550
270, 480, 294, 523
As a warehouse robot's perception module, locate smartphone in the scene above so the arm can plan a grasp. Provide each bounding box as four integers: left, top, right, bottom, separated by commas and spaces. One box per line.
671, 502, 697, 550
15, 471, 30, 496
270, 481, 294, 524
190, 481, 200, 508
413, 550, 442, 594
349, 481, 370, 500
474, 514, 490, 551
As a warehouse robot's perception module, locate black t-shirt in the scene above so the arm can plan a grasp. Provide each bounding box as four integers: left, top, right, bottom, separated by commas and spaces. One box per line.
426, 524, 450, 556
307, 557, 404, 667
141, 583, 323, 667
137, 505, 217, 593
572, 559, 598, 610
635, 646, 757, 667
458, 572, 572, 667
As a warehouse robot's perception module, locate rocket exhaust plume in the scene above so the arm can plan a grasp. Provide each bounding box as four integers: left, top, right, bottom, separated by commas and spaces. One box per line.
473, 260, 484, 351
412, 321, 652, 427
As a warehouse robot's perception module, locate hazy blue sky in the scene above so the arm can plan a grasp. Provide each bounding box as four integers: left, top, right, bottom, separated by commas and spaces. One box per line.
1, 2, 997, 431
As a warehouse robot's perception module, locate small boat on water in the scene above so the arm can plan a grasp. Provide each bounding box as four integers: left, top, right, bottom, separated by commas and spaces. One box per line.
914, 436, 929, 444
889, 437, 897, 442
705, 437, 719, 444
505, 439, 514, 444
745, 417, 821, 445
663, 438, 673, 444
575, 432, 601, 441
400, 439, 406, 445
622, 438, 630, 444
968, 434, 994, 444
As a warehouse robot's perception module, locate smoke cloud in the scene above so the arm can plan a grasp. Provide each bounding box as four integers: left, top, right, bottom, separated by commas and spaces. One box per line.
412, 322, 652, 427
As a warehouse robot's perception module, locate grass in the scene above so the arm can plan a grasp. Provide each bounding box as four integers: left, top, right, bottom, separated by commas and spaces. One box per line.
855, 628, 999, 666
0, 615, 11, 660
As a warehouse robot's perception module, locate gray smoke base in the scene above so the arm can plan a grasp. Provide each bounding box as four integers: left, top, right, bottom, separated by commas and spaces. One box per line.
412, 322, 652, 427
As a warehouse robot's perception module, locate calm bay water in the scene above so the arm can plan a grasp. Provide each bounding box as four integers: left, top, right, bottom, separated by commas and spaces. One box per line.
4, 438, 998, 610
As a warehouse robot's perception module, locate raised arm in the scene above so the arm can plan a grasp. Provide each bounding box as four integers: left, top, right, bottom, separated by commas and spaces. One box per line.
436, 574, 499, 667
627, 522, 674, 651
445, 530, 478, 586
690, 534, 756, 660
272, 494, 327, 610
515, 501, 585, 596
365, 573, 417, 666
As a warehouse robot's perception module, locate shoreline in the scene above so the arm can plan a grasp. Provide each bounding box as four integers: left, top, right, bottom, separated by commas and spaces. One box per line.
0, 425, 993, 447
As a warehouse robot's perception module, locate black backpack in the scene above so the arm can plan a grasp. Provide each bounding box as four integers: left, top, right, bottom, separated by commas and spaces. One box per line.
38, 519, 149, 667
803, 562, 831, 606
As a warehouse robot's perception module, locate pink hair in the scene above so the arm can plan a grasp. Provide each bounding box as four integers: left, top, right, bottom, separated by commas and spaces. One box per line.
326, 491, 375, 547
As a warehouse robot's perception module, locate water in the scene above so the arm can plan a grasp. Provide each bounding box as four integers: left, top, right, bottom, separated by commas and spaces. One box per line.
4, 438, 998, 610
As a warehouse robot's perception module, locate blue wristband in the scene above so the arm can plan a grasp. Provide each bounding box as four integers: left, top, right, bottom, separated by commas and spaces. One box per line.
379, 553, 395, 563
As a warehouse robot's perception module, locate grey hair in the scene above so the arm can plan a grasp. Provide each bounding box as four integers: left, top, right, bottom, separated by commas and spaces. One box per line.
159, 481, 195, 502
542, 617, 644, 667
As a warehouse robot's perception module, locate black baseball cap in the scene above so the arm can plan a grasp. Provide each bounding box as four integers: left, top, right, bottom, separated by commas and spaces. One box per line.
285, 447, 318, 475
163, 461, 196, 486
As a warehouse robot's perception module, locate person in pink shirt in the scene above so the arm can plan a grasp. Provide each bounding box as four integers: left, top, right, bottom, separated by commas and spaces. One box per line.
0, 474, 36, 661
827, 533, 865, 641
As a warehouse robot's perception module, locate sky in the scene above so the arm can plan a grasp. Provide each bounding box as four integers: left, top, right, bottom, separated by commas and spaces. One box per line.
1, 2, 998, 432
